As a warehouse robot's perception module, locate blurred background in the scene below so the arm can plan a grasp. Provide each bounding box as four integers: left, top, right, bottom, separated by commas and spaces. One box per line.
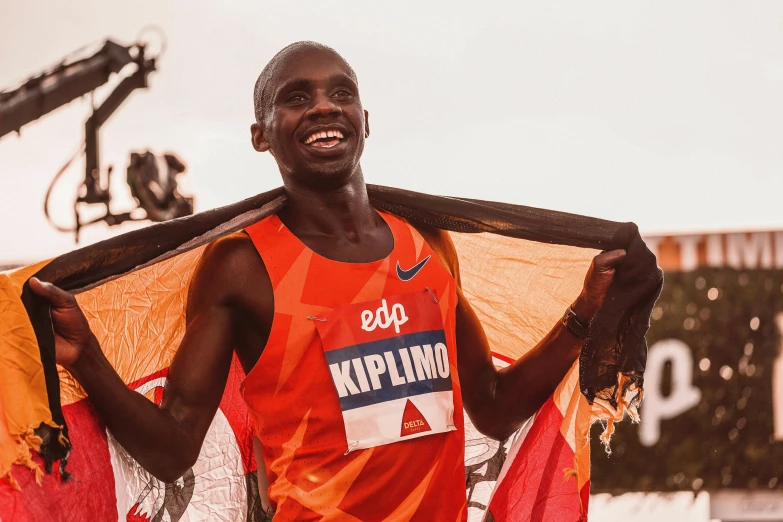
1, 1, 782, 520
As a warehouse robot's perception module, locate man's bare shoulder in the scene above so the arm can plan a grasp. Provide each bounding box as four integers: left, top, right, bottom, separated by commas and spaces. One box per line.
200, 231, 263, 271
188, 231, 271, 311
409, 222, 461, 285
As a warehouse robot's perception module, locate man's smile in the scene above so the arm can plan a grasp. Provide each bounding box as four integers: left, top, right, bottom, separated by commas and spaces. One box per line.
301, 124, 348, 152
304, 128, 345, 148
298, 124, 351, 155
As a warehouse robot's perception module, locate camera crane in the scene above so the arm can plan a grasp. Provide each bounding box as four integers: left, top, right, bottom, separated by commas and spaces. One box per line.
0, 36, 193, 241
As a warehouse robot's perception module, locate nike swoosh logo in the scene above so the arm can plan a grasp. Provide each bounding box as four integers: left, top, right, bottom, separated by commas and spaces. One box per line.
396, 255, 431, 281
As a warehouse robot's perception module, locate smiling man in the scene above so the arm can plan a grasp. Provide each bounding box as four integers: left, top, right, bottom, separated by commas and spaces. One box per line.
30, 41, 625, 520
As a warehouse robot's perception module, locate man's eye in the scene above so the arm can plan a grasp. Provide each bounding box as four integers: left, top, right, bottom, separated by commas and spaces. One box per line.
286, 94, 306, 103
333, 89, 352, 98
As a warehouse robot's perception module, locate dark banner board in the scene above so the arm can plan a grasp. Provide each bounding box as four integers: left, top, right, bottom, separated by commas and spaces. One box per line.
591, 240, 783, 492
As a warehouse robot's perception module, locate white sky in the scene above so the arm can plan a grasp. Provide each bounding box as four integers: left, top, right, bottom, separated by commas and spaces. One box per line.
1, 1, 782, 263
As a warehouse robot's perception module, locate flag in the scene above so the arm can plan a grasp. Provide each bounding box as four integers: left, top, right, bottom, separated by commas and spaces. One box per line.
482, 359, 592, 521
0, 186, 661, 521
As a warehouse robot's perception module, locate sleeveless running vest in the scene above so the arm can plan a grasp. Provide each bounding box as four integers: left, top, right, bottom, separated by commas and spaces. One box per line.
241, 211, 467, 521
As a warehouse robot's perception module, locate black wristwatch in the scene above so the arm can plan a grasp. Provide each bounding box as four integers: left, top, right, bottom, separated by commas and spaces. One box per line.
562, 306, 591, 340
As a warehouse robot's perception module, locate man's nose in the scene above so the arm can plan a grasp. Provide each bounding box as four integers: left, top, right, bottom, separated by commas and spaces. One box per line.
305, 92, 341, 119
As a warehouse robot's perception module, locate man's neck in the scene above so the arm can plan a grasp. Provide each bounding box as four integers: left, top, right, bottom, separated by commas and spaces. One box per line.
278, 170, 379, 243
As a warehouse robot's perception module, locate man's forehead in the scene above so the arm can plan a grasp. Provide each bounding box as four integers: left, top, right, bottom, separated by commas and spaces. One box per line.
268, 47, 357, 90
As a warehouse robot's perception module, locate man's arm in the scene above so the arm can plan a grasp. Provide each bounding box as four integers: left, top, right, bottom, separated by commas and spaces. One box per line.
416, 226, 624, 441
30, 232, 270, 482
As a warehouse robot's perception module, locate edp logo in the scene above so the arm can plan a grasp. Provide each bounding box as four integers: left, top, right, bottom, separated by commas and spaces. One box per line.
361, 299, 409, 334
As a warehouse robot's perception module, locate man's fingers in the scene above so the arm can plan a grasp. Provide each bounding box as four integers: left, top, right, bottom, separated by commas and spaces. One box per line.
29, 277, 76, 308
595, 249, 627, 271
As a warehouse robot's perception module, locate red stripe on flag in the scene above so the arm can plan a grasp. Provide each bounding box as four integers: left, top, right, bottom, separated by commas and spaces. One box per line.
491, 352, 515, 365
0, 399, 118, 522
488, 396, 585, 522
580, 480, 591, 515
219, 355, 257, 474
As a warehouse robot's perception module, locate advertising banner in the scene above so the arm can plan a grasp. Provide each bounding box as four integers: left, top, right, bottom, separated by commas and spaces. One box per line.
592, 231, 783, 492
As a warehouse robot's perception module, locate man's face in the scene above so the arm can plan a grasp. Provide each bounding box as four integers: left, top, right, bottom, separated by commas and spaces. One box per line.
252, 47, 369, 189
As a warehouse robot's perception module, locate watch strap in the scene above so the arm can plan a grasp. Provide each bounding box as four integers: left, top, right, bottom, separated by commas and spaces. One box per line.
562, 306, 590, 340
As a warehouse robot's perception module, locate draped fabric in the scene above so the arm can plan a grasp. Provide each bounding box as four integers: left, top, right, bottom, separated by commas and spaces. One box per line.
0, 186, 662, 521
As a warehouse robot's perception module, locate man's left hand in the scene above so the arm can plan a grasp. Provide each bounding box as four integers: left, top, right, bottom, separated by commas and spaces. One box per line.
572, 249, 627, 322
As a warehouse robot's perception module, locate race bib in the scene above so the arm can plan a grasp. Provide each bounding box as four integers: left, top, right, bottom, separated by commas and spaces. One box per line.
315, 290, 456, 452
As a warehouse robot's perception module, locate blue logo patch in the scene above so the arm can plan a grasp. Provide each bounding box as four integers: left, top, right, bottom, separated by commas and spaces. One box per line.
396, 255, 431, 281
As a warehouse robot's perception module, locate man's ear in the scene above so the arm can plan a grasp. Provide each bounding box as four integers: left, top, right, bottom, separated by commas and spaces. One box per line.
250, 123, 271, 152
364, 110, 370, 139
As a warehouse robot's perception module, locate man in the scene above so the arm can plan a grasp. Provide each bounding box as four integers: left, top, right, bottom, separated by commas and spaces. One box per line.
30, 41, 625, 520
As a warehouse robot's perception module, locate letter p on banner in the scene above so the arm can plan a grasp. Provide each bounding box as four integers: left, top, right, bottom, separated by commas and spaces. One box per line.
639, 339, 702, 447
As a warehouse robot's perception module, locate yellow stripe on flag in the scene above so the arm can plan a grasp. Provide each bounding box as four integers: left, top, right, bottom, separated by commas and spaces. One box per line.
0, 261, 57, 485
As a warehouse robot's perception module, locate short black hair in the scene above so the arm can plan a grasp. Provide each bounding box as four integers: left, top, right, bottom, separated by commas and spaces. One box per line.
253, 41, 358, 124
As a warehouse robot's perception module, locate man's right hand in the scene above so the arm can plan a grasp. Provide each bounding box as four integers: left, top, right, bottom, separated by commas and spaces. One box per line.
29, 277, 94, 368
22, 233, 271, 483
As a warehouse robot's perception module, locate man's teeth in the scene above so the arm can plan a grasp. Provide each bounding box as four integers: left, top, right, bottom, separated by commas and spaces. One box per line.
304, 129, 345, 145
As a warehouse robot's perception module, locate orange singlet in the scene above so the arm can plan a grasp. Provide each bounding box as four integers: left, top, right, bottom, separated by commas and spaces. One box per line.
241, 210, 467, 521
